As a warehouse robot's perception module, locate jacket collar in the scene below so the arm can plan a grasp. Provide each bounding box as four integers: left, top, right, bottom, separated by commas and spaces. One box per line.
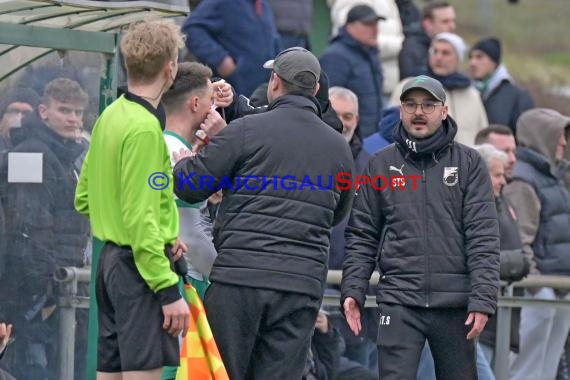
124, 90, 167, 131
332, 27, 380, 55
268, 94, 322, 118
393, 116, 458, 163
14, 113, 85, 163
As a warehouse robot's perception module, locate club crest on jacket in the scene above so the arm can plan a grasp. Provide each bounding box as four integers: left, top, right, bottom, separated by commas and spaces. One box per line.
443, 167, 459, 186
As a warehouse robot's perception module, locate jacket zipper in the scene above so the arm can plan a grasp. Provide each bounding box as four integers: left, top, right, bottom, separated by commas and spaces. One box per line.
422, 169, 430, 307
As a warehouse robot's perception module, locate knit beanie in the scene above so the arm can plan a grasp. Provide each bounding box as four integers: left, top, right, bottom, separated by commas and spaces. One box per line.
471, 37, 501, 64
0, 87, 40, 117
433, 32, 468, 63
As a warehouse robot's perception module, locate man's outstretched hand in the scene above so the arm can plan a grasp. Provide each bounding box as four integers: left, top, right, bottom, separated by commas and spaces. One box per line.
465, 312, 488, 340
343, 297, 362, 335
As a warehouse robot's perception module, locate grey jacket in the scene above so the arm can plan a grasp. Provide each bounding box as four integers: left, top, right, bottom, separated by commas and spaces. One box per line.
504, 109, 570, 275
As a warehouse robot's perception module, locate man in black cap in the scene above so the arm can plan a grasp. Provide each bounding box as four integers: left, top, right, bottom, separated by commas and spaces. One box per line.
320, 4, 385, 138
173, 47, 355, 380
469, 37, 534, 133
340, 75, 500, 379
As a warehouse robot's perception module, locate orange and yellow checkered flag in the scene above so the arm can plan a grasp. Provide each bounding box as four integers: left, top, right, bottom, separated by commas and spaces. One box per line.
176, 283, 229, 380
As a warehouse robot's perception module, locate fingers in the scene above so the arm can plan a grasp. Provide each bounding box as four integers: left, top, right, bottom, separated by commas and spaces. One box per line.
178, 240, 188, 253
173, 148, 193, 163
343, 298, 362, 335
213, 80, 233, 107
347, 313, 361, 335
201, 109, 226, 137
169, 313, 180, 336
163, 299, 190, 337
163, 312, 171, 331
465, 313, 487, 340
464, 313, 474, 326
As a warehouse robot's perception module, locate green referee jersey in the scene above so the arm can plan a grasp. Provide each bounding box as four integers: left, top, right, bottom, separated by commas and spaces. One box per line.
75, 92, 180, 297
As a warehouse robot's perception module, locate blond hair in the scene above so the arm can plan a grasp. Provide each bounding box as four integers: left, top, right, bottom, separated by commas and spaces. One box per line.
120, 18, 185, 84
42, 77, 88, 107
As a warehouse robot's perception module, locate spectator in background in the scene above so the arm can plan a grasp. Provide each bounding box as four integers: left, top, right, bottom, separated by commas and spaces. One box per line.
267, 0, 313, 49
362, 105, 400, 154
321, 4, 384, 138
474, 127, 530, 366
0, 88, 39, 151
399, 0, 456, 79
182, 0, 281, 97
329, 0, 404, 101
475, 125, 518, 180
329, 86, 371, 172
506, 108, 570, 380
469, 37, 534, 133
327, 86, 377, 373
472, 143, 526, 375
391, 32, 488, 145
1, 78, 90, 380
302, 309, 342, 380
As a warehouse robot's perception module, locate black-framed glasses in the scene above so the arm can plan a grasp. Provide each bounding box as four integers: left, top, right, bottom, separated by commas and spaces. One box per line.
401, 101, 443, 114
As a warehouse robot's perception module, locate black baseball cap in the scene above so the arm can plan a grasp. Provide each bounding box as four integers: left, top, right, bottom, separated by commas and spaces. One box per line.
263, 47, 321, 89
346, 4, 386, 24
400, 75, 446, 103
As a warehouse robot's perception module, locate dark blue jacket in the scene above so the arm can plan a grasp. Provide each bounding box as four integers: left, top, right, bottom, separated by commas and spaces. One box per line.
513, 147, 570, 275
182, 0, 281, 96
320, 28, 383, 138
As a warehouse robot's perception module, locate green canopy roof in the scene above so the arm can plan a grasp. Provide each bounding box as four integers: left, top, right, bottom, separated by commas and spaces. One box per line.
0, 0, 189, 81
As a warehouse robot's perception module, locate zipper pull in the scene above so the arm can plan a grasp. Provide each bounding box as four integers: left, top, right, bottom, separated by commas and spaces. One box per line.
422, 169, 426, 182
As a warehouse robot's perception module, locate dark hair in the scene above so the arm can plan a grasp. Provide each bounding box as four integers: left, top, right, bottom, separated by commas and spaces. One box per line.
474, 124, 514, 145
163, 62, 213, 114
422, 1, 452, 20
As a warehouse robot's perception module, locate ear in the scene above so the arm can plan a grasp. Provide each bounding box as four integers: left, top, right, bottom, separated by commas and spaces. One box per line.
188, 95, 199, 112
355, 114, 360, 124
441, 105, 449, 120
312, 82, 320, 97
38, 104, 48, 120
422, 19, 431, 35
270, 72, 280, 92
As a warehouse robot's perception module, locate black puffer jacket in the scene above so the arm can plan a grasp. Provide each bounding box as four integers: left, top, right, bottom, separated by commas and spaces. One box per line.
341, 117, 500, 315
174, 95, 355, 299
1, 115, 90, 304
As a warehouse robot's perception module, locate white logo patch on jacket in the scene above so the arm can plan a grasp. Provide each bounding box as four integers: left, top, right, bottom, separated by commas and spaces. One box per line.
443, 167, 459, 186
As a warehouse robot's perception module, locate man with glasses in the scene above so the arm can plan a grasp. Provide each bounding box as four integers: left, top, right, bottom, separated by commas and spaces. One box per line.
341, 75, 500, 379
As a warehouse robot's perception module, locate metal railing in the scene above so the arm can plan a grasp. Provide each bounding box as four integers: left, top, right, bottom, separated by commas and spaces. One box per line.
325, 270, 570, 380
54, 266, 91, 380
52, 268, 570, 380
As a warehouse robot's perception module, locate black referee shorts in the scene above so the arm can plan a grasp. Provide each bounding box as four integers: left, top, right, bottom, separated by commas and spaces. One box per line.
95, 242, 180, 372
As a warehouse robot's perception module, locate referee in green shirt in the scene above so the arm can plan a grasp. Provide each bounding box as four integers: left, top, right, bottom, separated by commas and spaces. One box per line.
75, 19, 189, 380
